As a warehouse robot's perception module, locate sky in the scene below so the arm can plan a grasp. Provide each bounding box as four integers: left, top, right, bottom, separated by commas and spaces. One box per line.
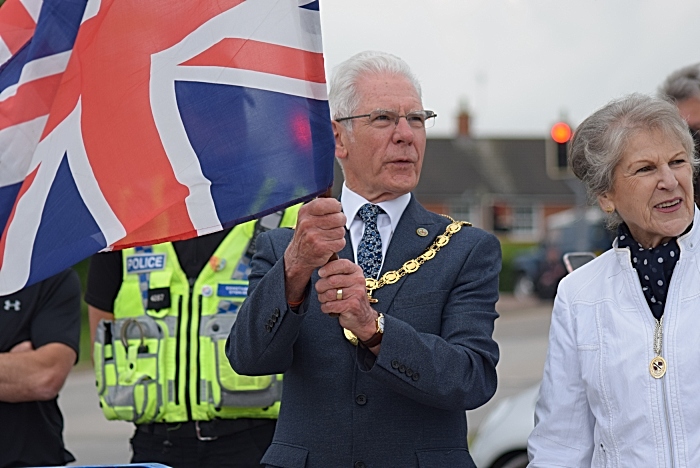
319, 0, 700, 138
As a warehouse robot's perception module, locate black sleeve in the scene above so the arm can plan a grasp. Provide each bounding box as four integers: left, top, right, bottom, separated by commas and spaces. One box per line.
31, 269, 82, 355
84, 250, 123, 313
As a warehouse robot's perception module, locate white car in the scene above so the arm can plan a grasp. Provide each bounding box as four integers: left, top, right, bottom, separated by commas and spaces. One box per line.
470, 384, 539, 468
471, 252, 596, 468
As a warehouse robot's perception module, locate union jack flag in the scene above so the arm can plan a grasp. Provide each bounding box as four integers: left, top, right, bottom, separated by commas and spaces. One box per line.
0, 0, 334, 294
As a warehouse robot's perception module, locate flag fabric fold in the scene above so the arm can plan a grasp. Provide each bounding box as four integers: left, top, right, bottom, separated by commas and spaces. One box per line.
0, 0, 335, 295
0, 0, 41, 68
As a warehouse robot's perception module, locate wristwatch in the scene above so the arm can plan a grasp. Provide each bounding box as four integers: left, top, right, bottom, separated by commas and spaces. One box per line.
360, 313, 384, 348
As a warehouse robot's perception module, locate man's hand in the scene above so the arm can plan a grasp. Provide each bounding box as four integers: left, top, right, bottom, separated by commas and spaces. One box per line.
316, 259, 379, 343
284, 198, 346, 303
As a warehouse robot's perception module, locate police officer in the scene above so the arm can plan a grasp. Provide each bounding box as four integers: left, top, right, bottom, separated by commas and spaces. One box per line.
86, 207, 299, 468
0, 269, 81, 467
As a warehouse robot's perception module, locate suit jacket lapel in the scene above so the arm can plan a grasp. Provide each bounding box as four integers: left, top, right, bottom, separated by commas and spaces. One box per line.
373, 196, 442, 312
337, 194, 355, 263
340, 228, 354, 262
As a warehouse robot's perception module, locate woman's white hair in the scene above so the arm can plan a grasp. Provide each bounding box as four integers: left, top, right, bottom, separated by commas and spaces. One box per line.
328, 51, 422, 131
569, 93, 698, 228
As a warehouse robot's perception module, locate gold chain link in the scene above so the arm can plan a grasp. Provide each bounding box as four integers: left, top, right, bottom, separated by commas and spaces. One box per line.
365, 215, 471, 298
346, 215, 472, 345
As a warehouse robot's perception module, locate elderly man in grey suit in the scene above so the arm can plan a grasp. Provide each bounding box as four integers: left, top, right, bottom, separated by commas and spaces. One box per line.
227, 50, 501, 468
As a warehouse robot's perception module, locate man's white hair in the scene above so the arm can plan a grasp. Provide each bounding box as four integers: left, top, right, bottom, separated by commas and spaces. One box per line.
328, 51, 422, 131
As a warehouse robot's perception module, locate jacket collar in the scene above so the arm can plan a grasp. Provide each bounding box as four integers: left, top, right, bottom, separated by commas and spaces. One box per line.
613, 204, 700, 268
340, 184, 411, 235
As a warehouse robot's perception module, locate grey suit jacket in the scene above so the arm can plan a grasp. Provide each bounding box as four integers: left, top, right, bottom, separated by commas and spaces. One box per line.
227, 196, 501, 468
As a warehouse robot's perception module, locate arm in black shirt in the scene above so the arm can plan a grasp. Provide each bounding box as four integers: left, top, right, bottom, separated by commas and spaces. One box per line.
0, 269, 81, 402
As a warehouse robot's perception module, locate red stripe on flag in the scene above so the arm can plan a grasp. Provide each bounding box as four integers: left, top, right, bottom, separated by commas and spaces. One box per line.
181, 39, 326, 84
0, 0, 36, 54
45, 0, 246, 242
0, 163, 39, 270
112, 218, 198, 250
0, 73, 62, 131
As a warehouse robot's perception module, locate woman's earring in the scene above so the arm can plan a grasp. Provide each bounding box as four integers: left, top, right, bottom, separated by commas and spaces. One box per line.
605, 206, 614, 214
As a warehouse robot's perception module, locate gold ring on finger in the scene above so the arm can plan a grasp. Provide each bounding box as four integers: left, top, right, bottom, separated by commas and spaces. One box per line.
336, 289, 343, 301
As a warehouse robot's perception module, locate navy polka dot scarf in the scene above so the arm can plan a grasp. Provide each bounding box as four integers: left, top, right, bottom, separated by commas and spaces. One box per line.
616, 223, 680, 320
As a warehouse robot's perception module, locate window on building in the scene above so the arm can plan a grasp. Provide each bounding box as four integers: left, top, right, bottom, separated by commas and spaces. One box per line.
449, 204, 475, 227
511, 205, 535, 235
492, 205, 512, 232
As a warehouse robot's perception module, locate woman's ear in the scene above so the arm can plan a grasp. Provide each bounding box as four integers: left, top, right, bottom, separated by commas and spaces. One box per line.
597, 194, 614, 214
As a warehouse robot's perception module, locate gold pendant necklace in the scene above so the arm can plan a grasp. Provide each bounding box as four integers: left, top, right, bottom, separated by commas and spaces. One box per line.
649, 317, 666, 379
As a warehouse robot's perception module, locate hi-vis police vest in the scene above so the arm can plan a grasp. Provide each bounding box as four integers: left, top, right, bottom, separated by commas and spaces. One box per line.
93, 207, 300, 424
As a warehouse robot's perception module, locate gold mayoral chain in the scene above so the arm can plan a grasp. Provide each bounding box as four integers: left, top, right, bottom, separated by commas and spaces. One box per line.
344, 216, 471, 346
650, 317, 666, 379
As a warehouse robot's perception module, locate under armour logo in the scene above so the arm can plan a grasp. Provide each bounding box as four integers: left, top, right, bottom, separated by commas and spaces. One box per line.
4, 300, 20, 311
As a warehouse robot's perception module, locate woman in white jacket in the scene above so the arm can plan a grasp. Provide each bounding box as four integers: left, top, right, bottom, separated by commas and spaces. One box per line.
528, 93, 700, 467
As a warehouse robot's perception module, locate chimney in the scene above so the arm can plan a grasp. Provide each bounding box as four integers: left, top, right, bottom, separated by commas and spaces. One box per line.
457, 109, 471, 137
454, 101, 476, 153
456, 99, 471, 138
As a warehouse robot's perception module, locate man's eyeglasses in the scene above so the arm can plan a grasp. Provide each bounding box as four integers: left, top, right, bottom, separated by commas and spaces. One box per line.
336, 109, 437, 129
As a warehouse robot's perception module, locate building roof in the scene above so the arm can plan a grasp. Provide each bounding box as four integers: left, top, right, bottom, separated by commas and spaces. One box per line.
416, 137, 582, 204
332, 136, 585, 205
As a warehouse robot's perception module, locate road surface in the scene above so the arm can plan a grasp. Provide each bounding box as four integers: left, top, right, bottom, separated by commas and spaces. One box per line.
59, 295, 554, 465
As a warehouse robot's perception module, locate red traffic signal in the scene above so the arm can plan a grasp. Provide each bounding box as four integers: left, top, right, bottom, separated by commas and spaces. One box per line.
550, 122, 572, 144
552, 122, 571, 171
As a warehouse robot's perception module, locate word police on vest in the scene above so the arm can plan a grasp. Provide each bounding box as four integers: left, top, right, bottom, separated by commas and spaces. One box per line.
126, 254, 167, 274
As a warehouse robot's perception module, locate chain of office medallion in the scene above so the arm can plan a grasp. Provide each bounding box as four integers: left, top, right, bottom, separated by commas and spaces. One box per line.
365, 215, 471, 294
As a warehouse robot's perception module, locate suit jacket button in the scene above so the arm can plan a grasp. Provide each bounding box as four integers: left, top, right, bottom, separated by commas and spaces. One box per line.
265, 325, 271, 332
399, 364, 406, 373
268, 319, 275, 327
391, 360, 400, 369
354, 462, 366, 468
412, 372, 420, 381
273, 308, 280, 318
406, 368, 413, 377
355, 394, 367, 406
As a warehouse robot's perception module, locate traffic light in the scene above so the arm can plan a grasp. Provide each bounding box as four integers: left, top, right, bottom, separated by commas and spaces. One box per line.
546, 121, 573, 179
551, 122, 572, 168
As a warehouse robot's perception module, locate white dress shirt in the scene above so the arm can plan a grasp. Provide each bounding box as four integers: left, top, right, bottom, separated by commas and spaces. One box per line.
341, 183, 411, 278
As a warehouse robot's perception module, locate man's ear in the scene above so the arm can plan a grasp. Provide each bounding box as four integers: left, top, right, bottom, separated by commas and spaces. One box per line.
332, 120, 349, 160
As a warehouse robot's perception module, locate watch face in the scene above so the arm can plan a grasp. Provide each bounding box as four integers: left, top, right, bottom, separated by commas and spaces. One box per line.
377, 314, 385, 333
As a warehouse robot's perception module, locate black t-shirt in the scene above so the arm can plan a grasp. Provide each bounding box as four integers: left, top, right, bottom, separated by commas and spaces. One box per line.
0, 269, 81, 468
85, 228, 230, 312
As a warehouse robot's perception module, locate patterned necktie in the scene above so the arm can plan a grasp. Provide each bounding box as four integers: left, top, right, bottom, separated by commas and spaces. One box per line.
357, 203, 384, 279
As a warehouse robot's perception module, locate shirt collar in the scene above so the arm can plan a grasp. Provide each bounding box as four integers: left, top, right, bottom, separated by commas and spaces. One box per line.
341, 184, 411, 232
